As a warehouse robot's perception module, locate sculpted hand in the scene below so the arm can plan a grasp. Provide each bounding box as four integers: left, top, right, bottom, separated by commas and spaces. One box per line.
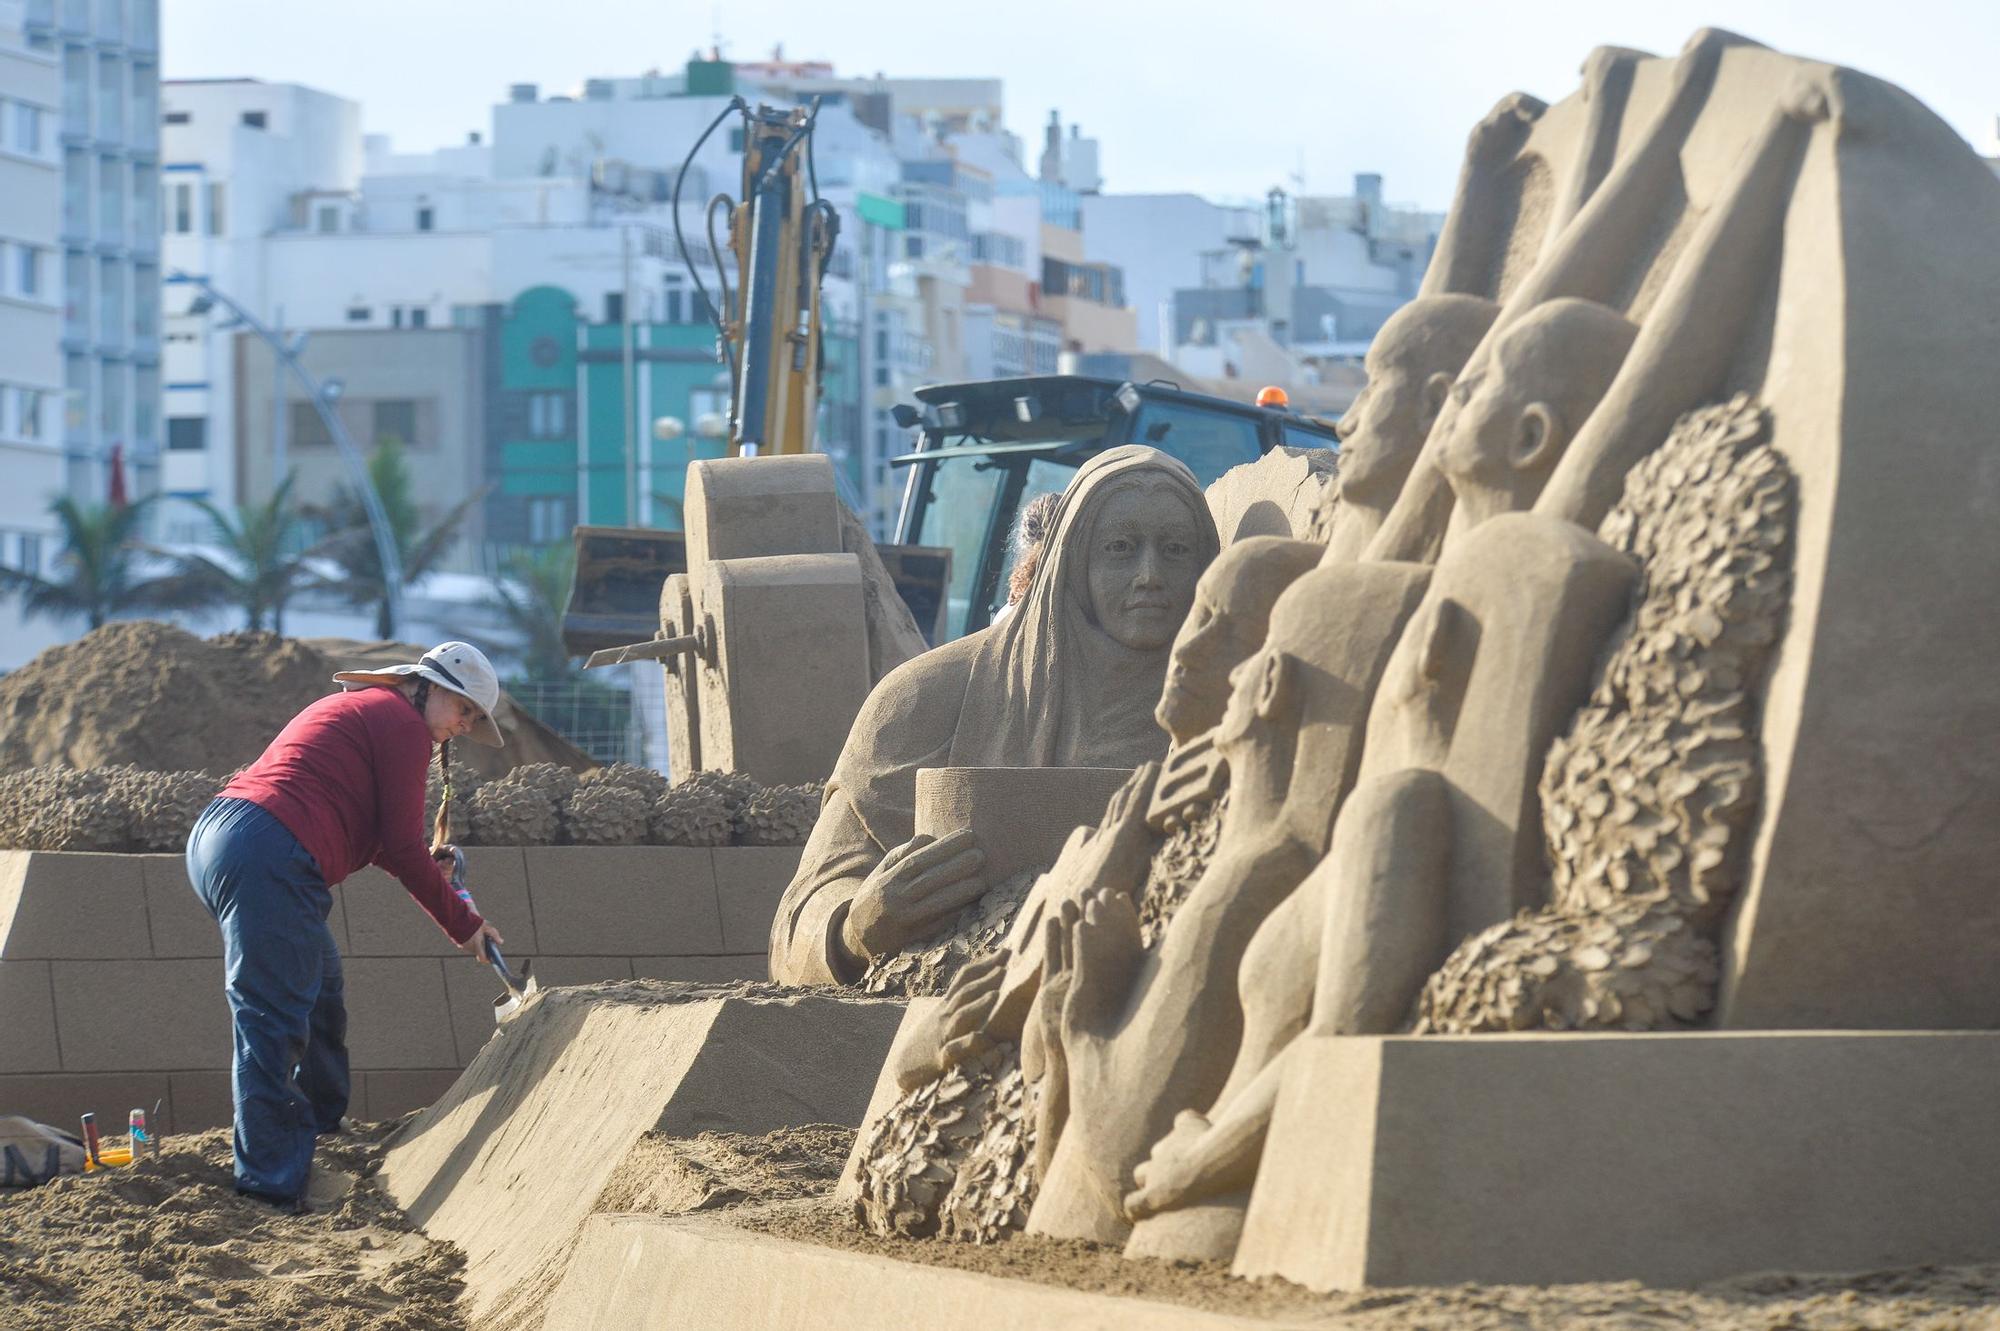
840, 829, 987, 968
1124, 1109, 1214, 1220
891, 949, 1008, 1091
1046, 762, 1159, 916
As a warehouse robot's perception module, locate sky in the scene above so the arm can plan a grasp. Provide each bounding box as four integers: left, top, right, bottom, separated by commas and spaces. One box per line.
161, 0, 1999, 211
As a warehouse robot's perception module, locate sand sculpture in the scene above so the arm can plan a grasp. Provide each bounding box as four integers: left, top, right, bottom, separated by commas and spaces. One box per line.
848, 537, 1321, 1240
768, 446, 1222, 987
1312, 295, 1498, 562
828, 26, 2000, 1289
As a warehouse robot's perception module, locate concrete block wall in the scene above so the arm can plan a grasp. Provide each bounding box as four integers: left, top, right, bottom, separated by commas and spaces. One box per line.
0, 845, 798, 1132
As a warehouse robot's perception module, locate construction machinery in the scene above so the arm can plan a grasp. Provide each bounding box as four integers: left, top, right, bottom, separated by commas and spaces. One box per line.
566, 99, 1339, 784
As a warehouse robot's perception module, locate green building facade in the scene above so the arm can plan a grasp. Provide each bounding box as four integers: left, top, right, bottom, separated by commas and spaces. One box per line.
480, 283, 861, 553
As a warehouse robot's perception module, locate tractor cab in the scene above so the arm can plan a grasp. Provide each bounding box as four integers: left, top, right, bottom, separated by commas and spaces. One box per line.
892, 375, 1340, 641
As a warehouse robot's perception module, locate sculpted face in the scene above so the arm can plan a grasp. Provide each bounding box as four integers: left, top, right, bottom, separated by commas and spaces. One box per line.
1156, 542, 1308, 744
1212, 644, 1281, 757
1085, 484, 1204, 651
1435, 299, 1639, 529
1335, 360, 1437, 503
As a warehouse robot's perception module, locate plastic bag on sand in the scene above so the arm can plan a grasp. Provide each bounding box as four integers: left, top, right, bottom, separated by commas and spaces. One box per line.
0, 1115, 87, 1188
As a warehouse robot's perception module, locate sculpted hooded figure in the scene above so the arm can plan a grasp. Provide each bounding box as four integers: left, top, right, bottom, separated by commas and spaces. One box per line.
770, 446, 1223, 986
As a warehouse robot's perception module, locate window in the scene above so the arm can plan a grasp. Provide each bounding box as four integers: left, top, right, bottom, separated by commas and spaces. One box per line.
528, 392, 568, 439
12, 103, 43, 156
416, 205, 433, 232
664, 286, 684, 324
17, 245, 41, 298
132, 164, 156, 240
64, 355, 89, 441
166, 415, 206, 451
241, 110, 266, 129
345, 305, 370, 322
172, 181, 191, 233
97, 255, 122, 342
289, 400, 334, 448
205, 181, 224, 236
526, 496, 569, 544
133, 366, 157, 445
99, 360, 124, 438
16, 533, 42, 576
98, 156, 122, 238
390, 306, 402, 328
372, 398, 418, 447
64, 150, 88, 236
1127, 401, 1264, 482
409, 306, 427, 329
95, 54, 119, 141
13, 388, 46, 440
163, 110, 189, 125
603, 291, 623, 324
727, 127, 744, 152
316, 205, 339, 233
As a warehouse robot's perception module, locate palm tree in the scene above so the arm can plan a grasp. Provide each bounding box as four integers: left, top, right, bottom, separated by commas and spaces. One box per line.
311, 439, 489, 638
166, 474, 317, 633
485, 542, 578, 681
0, 494, 199, 629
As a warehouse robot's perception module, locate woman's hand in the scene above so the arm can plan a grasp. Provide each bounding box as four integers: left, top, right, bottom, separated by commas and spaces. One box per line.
839, 829, 987, 968
458, 919, 506, 960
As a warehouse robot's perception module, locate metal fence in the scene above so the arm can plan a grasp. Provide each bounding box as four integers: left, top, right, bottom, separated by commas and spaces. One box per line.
510, 669, 669, 770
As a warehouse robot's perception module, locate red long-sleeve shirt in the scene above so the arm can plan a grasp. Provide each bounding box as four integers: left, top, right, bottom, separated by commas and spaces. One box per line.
221, 686, 483, 945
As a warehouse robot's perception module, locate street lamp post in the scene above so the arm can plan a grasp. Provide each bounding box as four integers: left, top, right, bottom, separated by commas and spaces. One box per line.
168, 269, 407, 636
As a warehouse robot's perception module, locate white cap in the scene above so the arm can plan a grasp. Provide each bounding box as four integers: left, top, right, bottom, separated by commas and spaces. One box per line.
331, 641, 505, 747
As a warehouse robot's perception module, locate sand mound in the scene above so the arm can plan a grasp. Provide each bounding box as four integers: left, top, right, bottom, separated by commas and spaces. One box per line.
0, 1122, 465, 1331
0, 623, 331, 776
593, 1125, 854, 1216
0, 623, 600, 783
378, 981, 904, 1327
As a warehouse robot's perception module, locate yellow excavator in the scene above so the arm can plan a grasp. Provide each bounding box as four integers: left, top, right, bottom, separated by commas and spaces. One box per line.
565, 98, 1337, 785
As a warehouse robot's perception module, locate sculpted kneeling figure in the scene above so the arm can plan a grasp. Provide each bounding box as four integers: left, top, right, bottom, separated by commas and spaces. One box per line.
769, 446, 1222, 987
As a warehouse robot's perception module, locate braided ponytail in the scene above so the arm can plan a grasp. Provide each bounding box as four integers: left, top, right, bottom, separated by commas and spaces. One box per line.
410, 678, 454, 855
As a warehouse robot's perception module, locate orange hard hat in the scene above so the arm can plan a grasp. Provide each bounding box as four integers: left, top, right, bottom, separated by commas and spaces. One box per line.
1255, 385, 1290, 408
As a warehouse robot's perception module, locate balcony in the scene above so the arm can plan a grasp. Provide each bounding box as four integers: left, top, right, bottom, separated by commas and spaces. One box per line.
57, 0, 88, 36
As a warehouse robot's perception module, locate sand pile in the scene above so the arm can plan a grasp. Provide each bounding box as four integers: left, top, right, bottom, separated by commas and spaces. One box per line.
0, 623, 331, 776
592, 1124, 854, 1216
0, 623, 600, 785
0, 1122, 465, 1331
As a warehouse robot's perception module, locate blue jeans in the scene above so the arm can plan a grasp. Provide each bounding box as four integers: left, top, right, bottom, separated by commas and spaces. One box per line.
186, 797, 349, 1204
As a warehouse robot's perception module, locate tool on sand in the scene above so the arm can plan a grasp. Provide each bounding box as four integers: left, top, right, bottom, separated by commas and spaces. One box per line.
433, 840, 540, 1022
485, 938, 538, 1023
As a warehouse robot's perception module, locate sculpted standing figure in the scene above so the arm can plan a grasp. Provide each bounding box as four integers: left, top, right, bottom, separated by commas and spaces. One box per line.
770, 446, 1221, 986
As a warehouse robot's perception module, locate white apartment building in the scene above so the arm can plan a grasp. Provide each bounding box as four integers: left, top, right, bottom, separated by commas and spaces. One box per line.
1080, 192, 1259, 354
158, 79, 360, 531
18, 0, 162, 513
0, 0, 64, 666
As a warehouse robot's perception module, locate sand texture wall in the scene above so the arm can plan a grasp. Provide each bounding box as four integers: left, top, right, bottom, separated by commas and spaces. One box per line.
0, 845, 800, 1131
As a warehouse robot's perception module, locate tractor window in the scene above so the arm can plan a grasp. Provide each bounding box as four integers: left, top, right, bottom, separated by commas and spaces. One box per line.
1285, 422, 1339, 454
1127, 402, 1263, 483
920, 455, 1008, 637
